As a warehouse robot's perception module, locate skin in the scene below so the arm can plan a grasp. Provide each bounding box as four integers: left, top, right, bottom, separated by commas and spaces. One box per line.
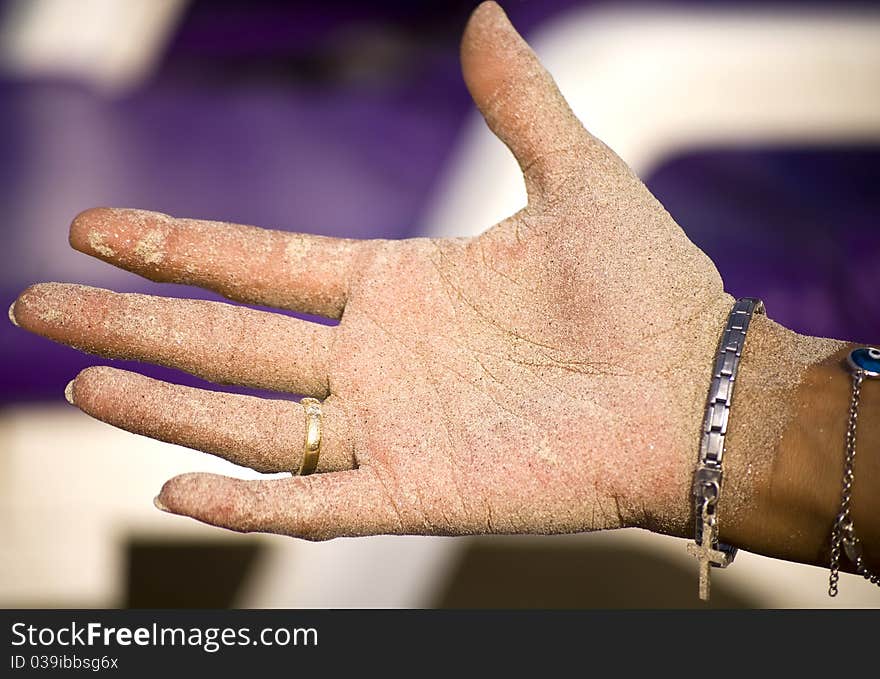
9, 3, 879, 575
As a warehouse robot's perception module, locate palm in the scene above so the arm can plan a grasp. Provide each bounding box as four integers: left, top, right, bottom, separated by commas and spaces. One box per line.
12, 2, 730, 540
336, 233, 621, 536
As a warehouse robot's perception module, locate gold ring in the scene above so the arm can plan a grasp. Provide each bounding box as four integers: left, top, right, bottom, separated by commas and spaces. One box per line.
298, 397, 322, 475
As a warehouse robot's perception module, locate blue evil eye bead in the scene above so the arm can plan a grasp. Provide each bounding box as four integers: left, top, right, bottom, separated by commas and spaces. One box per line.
847, 347, 880, 379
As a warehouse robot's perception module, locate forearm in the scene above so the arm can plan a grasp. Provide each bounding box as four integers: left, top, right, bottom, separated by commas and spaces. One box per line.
693, 316, 879, 572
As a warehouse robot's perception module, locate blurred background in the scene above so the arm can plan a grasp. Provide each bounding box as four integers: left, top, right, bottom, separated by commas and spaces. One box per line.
2, 0, 879, 608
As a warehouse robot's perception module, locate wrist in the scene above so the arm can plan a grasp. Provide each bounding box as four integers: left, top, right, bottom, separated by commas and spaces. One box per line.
636, 303, 845, 555
723, 331, 880, 571
708, 314, 859, 567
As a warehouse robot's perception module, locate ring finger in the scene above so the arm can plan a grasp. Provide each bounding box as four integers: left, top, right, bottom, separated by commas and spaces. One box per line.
68, 366, 356, 474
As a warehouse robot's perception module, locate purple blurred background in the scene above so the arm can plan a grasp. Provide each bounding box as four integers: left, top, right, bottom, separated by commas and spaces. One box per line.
2, 0, 878, 405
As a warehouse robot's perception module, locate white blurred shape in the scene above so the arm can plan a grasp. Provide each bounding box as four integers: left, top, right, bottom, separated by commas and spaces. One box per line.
238, 536, 461, 609
0, 404, 278, 607
0, 0, 188, 93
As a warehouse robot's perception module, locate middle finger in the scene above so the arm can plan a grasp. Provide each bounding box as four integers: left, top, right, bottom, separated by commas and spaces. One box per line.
12, 283, 334, 395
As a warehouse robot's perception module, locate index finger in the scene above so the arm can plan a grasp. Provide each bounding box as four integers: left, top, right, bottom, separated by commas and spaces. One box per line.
70, 207, 367, 318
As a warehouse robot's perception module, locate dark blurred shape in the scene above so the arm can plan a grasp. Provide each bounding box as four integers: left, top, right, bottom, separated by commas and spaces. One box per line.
165, 0, 579, 74
164, 0, 476, 85
124, 539, 263, 608
435, 538, 757, 608
647, 147, 880, 344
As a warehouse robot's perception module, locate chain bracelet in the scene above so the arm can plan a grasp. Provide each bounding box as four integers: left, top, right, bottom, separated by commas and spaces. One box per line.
828, 348, 880, 597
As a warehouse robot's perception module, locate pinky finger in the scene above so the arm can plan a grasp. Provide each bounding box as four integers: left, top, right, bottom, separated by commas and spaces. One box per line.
155, 470, 405, 540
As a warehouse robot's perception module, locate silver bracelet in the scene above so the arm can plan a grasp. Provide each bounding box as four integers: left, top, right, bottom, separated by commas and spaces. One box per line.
688, 297, 765, 602
828, 346, 880, 596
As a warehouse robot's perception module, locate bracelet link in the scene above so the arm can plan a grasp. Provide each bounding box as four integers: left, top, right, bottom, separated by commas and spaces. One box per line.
692, 465, 722, 501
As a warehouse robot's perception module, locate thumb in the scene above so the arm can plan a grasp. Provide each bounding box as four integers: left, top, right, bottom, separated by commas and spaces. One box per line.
460, 2, 592, 201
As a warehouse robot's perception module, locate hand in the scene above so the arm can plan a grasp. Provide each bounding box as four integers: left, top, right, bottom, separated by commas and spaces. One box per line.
11, 2, 733, 541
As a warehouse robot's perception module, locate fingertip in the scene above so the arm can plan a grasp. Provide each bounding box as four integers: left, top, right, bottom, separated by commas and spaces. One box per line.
68, 366, 123, 413
14, 281, 94, 315
464, 1, 508, 37
71, 207, 180, 277
70, 207, 110, 236
159, 472, 234, 516
10, 282, 113, 347
11, 283, 53, 331
156, 473, 194, 515
69, 207, 117, 259
64, 378, 75, 405
153, 495, 172, 513
471, 1, 505, 20
461, 0, 518, 75
16, 282, 45, 304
